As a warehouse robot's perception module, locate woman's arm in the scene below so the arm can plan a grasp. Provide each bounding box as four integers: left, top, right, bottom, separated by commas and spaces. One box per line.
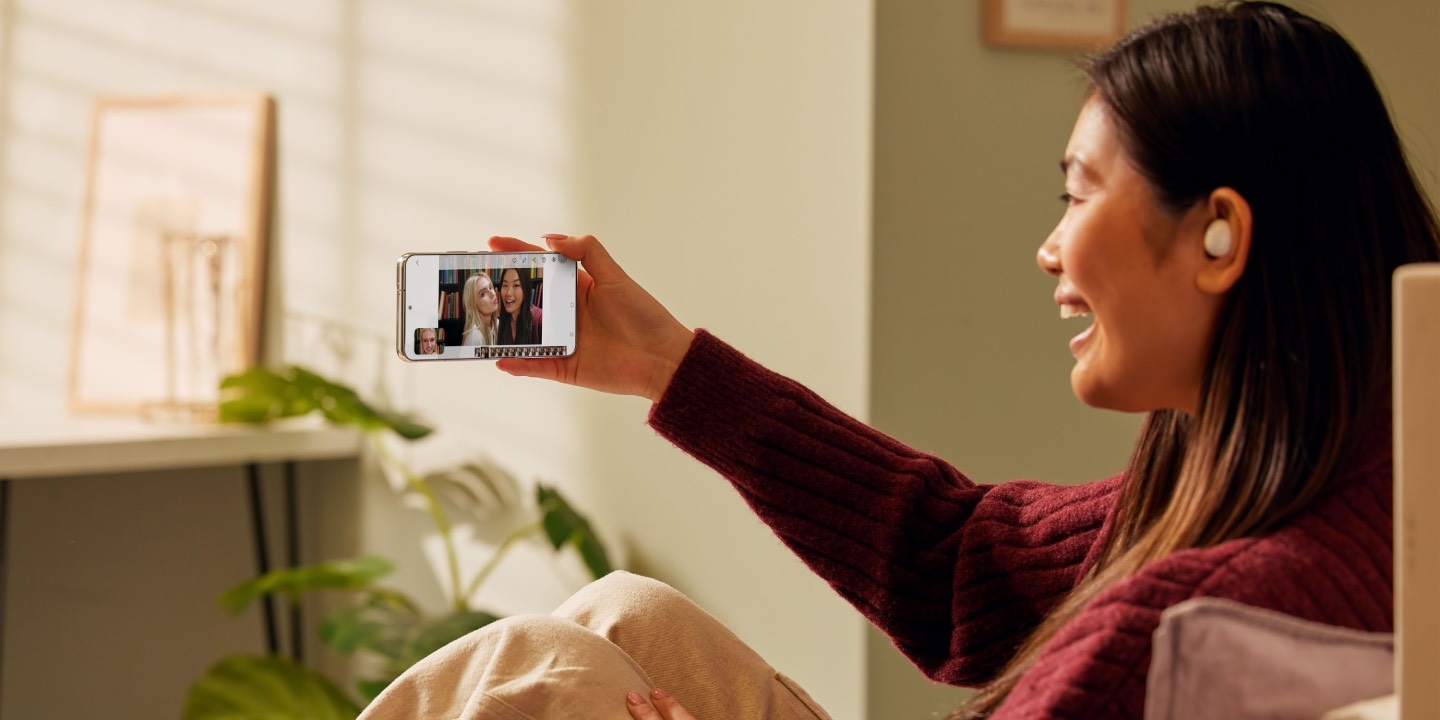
490, 234, 1117, 683
650, 330, 1120, 684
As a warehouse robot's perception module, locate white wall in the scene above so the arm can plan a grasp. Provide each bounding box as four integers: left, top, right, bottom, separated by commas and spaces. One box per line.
0, 1, 871, 718
559, 4, 872, 717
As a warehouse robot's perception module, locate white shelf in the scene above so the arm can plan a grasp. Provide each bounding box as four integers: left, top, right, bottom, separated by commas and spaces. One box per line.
0, 417, 362, 480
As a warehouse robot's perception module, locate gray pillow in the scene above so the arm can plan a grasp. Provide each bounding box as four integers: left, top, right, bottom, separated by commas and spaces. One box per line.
1146, 597, 1393, 720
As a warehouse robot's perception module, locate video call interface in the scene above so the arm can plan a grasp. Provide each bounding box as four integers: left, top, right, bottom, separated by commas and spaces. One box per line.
402, 252, 577, 360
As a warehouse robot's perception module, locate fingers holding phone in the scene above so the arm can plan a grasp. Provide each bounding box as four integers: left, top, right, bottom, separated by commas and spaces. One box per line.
488, 234, 694, 403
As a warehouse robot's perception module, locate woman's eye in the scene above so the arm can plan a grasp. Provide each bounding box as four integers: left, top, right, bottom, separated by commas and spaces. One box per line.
1059, 192, 1074, 204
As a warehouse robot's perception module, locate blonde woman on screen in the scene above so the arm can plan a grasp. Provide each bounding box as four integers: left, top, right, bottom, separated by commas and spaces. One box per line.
462, 272, 499, 346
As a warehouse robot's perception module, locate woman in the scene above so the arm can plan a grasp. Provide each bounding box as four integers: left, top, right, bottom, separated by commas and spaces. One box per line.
364, 3, 1440, 719
416, 326, 441, 355
461, 272, 499, 346
498, 266, 543, 345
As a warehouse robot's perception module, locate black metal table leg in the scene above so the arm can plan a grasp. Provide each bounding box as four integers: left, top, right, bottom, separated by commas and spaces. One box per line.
0, 478, 10, 712
244, 463, 278, 656
283, 461, 302, 663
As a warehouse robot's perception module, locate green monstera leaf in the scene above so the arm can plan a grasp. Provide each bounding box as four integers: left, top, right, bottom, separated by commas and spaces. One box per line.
320, 591, 419, 661
354, 609, 501, 702
321, 602, 500, 703
406, 609, 502, 663
537, 484, 614, 580
219, 556, 398, 616
183, 654, 360, 720
322, 599, 499, 666
219, 366, 432, 439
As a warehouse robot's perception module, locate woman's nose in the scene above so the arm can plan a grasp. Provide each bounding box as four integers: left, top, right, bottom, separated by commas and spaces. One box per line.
1037, 233, 1061, 277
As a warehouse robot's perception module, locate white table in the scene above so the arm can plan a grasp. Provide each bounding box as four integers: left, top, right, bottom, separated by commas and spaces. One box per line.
0, 417, 360, 479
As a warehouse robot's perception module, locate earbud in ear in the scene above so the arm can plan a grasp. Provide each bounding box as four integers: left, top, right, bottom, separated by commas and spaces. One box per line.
1203, 219, 1232, 258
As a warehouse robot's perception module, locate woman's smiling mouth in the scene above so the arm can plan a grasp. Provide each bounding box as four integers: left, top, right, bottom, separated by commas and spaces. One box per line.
1056, 292, 1095, 355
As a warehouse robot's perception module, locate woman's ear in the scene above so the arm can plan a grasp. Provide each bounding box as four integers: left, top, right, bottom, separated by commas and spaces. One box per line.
1196, 187, 1252, 295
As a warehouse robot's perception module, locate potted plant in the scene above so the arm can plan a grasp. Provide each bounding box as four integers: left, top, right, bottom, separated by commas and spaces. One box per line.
183, 366, 612, 719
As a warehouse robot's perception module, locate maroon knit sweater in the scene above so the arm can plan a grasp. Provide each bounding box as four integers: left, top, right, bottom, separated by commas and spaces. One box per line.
648, 331, 1394, 720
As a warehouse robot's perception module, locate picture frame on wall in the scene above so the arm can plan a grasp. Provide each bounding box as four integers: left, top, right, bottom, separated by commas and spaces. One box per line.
68, 94, 275, 419
984, 0, 1127, 50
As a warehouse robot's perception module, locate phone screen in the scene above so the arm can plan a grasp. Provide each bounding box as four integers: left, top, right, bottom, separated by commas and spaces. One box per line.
396, 252, 577, 361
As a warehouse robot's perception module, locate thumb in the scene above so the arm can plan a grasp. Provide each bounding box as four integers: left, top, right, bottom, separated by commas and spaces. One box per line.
543, 234, 628, 283
495, 357, 566, 383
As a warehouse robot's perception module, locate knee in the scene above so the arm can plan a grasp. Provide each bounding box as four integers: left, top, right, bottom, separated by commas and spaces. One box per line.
555, 570, 691, 616
425, 615, 648, 689
555, 571, 702, 631
488, 613, 589, 641
411, 614, 607, 671
573, 570, 688, 606
361, 615, 634, 720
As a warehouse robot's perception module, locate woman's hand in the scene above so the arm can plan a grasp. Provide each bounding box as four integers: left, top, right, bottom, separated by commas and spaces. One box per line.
626, 688, 695, 720
488, 234, 695, 403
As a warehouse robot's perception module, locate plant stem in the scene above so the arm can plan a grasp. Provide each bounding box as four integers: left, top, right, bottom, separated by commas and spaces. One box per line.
462, 520, 541, 605
366, 432, 467, 612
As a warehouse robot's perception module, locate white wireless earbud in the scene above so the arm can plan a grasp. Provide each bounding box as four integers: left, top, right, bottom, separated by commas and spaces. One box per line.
1203, 219, 1232, 258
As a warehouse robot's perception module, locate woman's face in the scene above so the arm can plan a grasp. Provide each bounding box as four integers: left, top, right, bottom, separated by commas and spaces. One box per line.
500, 269, 524, 317
1036, 98, 1220, 415
474, 276, 499, 316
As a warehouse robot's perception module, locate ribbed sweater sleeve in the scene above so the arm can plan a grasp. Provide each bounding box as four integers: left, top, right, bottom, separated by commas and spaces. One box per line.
648, 331, 1119, 684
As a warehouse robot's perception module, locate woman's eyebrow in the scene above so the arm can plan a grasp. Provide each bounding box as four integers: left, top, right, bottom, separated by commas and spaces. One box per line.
1060, 156, 1101, 186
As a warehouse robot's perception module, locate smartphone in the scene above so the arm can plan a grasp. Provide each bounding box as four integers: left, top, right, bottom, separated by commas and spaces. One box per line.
396, 251, 577, 361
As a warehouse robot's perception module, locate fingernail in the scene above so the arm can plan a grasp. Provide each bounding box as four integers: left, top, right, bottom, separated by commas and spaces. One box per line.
542, 233, 567, 240
627, 691, 645, 706
651, 687, 669, 700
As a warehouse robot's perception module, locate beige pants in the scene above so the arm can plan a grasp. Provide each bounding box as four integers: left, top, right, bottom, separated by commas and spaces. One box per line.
358, 571, 833, 720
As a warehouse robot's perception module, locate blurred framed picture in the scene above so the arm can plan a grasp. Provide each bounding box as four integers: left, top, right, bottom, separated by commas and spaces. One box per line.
68, 94, 275, 419
984, 0, 1126, 50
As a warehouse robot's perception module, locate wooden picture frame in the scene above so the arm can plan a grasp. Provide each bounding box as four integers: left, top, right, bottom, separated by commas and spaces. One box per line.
984, 0, 1126, 51
69, 94, 275, 419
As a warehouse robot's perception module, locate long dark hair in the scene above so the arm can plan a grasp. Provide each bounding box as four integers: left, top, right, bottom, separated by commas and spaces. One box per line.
497, 267, 537, 345
963, 2, 1440, 715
